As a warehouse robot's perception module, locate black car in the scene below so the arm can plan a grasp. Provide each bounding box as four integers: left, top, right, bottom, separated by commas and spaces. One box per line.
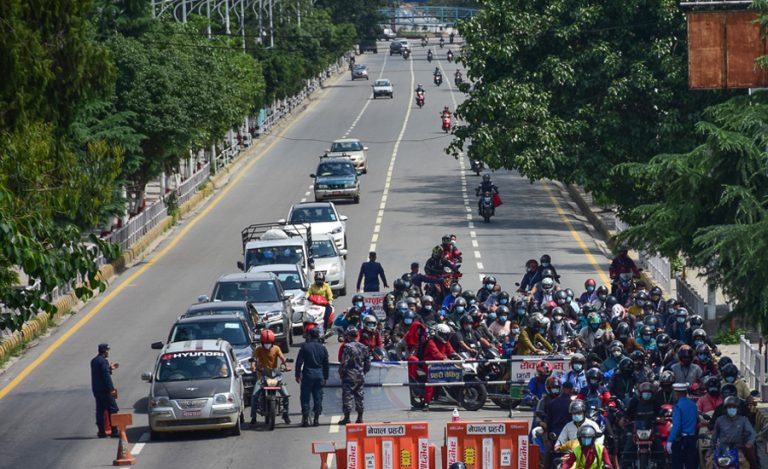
359, 38, 378, 54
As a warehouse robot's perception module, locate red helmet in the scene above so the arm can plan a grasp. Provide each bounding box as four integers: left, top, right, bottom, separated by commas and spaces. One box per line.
536, 361, 553, 378
543, 301, 557, 314
585, 278, 596, 288
260, 330, 276, 344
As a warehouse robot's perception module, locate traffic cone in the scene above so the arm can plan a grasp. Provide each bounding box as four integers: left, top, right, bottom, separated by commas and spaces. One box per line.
111, 414, 136, 466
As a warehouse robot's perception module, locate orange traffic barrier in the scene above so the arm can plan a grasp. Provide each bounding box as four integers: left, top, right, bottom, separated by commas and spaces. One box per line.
337, 421, 436, 469
312, 441, 337, 469
443, 420, 537, 469
111, 413, 135, 466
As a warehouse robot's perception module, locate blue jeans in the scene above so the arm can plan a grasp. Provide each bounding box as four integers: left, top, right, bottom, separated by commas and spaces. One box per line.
300, 377, 324, 416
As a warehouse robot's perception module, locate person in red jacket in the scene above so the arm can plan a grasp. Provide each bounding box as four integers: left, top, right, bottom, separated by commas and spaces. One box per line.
359, 315, 383, 360
420, 324, 459, 410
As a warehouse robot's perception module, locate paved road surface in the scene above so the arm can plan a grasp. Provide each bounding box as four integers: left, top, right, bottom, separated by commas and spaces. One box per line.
0, 42, 609, 468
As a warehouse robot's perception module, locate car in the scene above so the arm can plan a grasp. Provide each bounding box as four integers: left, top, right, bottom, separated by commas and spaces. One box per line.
325, 138, 368, 173
181, 301, 261, 334
237, 223, 313, 278
247, 263, 309, 330
311, 234, 347, 296
351, 64, 368, 80
201, 272, 294, 352
311, 158, 361, 203
389, 39, 410, 55
142, 339, 245, 440
379, 28, 396, 41
372, 79, 393, 99
280, 201, 348, 250
359, 38, 378, 53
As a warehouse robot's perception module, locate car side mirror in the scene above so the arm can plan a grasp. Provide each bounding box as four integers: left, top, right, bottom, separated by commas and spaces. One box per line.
278, 218, 286, 224
237, 261, 245, 271
197, 294, 210, 303
308, 259, 315, 269
283, 295, 291, 301
339, 249, 348, 256
151, 341, 164, 350
141, 372, 153, 382
236, 368, 246, 377
325, 149, 330, 153
310, 174, 316, 178
357, 170, 363, 176
340, 215, 348, 222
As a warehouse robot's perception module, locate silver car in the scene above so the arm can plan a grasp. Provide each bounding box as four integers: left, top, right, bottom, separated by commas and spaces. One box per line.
311, 234, 347, 296
372, 79, 393, 99
325, 139, 368, 173
247, 263, 309, 330
351, 64, 368, 80
143, 339, 245, 440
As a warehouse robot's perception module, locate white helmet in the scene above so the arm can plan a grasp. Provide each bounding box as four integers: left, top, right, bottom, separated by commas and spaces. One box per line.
611, 304, 625, 318
435, 324, 452, 342
541, 277, 555, 292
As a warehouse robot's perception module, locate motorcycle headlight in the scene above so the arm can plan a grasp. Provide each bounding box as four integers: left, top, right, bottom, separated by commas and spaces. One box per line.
214, 393, 235, 404
330, 226, 343, 235
266, 378, 279, 387
636, 429, 652, 440
150, 396, 171, 408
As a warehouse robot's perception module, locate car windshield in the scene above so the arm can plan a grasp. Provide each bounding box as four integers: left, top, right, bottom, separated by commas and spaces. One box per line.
183, 307, 258, 330
311, 240, 338, 258
317, 162, 356, 177
374, 80, 390, 87
330, 141, 363, 152
155, 351, 231, 382
213, 280, 281, 303
352, 64, 365, 70
245, 246, 304, 269
274, 271, 303, 290
169, 321, 248, 346
289, 206, 337, 223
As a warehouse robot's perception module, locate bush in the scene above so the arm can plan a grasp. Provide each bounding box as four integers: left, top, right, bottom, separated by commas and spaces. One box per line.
712, 328, 747, 345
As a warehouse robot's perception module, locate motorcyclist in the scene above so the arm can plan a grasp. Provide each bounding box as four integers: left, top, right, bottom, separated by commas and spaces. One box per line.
609, 246, 641, 292
621, 382, 662, 465
517, 313, 554, 355
415, 83, 425, 94
613, 321, 643, 353
441, 283, 462, 310
563, 353, 588, 390
454, 69, 462, 82
590, 286, 609, 312
697, 375, 723, 414
488, 304, 511, 338
359, 315, 383, 360
608, 357, 637, 405
250, 330, 292, 425
447, 297, 468, 325
525, 361, 553, 405
518, 259, 539, 292
534, 376, 562, 466
626, 291, 648, 317
688, 325, 720, 355
476, 275, 497, 304
514, 299, 529, 327
420, 324, 459, 410
709, 384, 752, 428
695, 343, 719, 378
427, 49, 434, 61
306, 271, 334, 331
474, 174, 499, 211
450, 315, 490, 356
548, 307, 578, 349
664, 307, 689, 341
439, 36, 445, 47
424, 245, 453, 277
434, 67, 442, 79
383, 278, 408, 318
417, 295, 438, 325
635, 325, 657, 352
670, 345, 703, 386
556, 399, 605, 452
720, 363, 751, 400
648, 286, 667, 315
577, 368, 612, 414
446, 49, 454, 60
711, 396, 758, 469
601, 341, 626, 373
654, 370, 678, 406
578, 312, 604, 350
650, 332, 674, 369
440, 234, 462, 264
532, 277, 557, 309
630, 350, 654, 384
579, 278, 597, 305
529, 254, 562, 286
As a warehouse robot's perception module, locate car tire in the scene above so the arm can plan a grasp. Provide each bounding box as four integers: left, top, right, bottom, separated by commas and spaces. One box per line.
150, 429, 165, 441
390, 93, 394, 99
279, 336, 289, 353
353, 195, 360, 204
288, 327, 294, 347
230, 420, 242, 436
339, 285, 347, 297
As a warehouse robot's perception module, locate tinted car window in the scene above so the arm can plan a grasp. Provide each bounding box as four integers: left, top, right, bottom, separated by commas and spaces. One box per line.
274, 271, 303, 290
330, 141, 363, 152
245, 246, 304, 269
156, 351, 230, 382
317, 162, 356, 176
374, 80, 390, 87
213, 280, 281, 303
183, 307, 258, 330
311, 240, 338, 258
289, 206, 336, 223
169, 321, 248, 346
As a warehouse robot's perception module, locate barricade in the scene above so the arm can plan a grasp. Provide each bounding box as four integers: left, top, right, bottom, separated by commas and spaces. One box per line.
442, 420, 539, 469
336, 421, 436, 469
111, 413, 135, 466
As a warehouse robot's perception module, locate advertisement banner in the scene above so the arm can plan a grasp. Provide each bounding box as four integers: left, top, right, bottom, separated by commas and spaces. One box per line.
507, 356, 569, 383
427, 363, 463, 383
363, 292, 388, 320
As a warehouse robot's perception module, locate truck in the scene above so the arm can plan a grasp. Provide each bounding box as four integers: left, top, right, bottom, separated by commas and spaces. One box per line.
237, 222, 314, 279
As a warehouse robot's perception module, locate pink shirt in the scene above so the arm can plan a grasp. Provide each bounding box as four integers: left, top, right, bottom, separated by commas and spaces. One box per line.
696, 394, 723, 414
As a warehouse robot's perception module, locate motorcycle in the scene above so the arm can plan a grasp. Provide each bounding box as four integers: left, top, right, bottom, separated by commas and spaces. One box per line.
455, 74, 463, 87
439, 38, 445, 49
441, 114, 451, 133
479, 191, 494, 222
470, 159, 483, 175
410, 352, 487, 411
447, 51, 454, 63
621, 420, 665, 469
415, 91, 425, 108
611, 272, 638, 306
421, 37, 428, 47
253, 361, 293, 431
427, 51, 433, 63
434, 74, 443, 86
303, 295, 334, 339
698, 411, 714, 469
403, 49, 410, 60
713, 444, 739, 469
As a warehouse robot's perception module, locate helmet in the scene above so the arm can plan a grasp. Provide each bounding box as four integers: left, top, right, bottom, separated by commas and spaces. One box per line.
587, 312, 601, 326
525, 259, 539, 272
638, 382, 654, 400
396, 301, 409, 314
618, 357, 634, 374
649, 286, 662, 300
422, 295, 434, 305
676, 308, 689, 319
577, 424, 597, 446
540, 254, 551, 265
482, 173, 491, 182
551, 307, 565, 322
459, 314, 474, 327
571, 353, 586, 365
660, 370, 675, 386
554, 290, 569, 305
529, 312, 544, 329
723, 396, 740, 408
260, 329, 276, 344
610, 304, 625, 319
305, 323, 321, 339
634, 291, 649, 307
692, 328, 707, 342
585, 278, 597, 289
452, 297, 468, 313
695, 343, 711, 361
543, 301, 557, 315
615, 322, 630, 339
450, 283, 462, 296
689, 315, 704, 329
718, 356, 734, 369
585, 367, 604, 385
536, 361, 553, 378
596, 285, 609, 298
402, 310, 416, 325
394, 278, 406, 291
539, 316, 551, 331
406, 296, 418, 306
630, 350, 646, 365
677, 345, 693, 362
461, 290, 476, 304
363, 315, 378, 330
608, 340, 625, 354
564, 288, 575, 301
496, 305, 511, 318
541, 277, 555, 292
656, 333, 671, 351
569, 399, 586, 414
483, 275, 497, 286
705, 376, 721, 395
541, 268, 555, 280
545, 376, 562, 396
435, 323, 452, 342
605, 295, 619, 309
442, 234, 452, 245
640, 325, 654, 339
644, 315, 659, 329
345, 326, 359, 340
432, 246, 443, 257
314, 271, 325, 282
352, 293, 365, 306
721, 384, 738, 398
721, 363, 738, 381
497, 291, 511, 305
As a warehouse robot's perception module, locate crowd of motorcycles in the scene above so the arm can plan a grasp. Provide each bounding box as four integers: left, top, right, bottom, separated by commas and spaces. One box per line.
317, 244, 765, 469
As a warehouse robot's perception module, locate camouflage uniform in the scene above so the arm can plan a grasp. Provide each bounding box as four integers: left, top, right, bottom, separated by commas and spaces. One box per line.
339, 341, 371, 414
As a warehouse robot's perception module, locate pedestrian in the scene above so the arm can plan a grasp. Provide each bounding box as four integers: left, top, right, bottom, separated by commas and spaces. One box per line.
295, 325, 329, 427
90, 343, 119, 438
356, 251, 388, 293
667, 382, 699, 469
338, 327, 371, 425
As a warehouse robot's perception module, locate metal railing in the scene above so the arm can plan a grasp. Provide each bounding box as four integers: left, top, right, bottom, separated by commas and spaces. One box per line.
174, 163, 210, 207
105, 198, 168, 251
740, 335, 768, 399
613, 217, 673, 294
676, 275, 706, 317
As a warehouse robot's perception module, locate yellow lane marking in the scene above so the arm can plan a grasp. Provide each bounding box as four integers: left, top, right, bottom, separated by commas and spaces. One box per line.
0, 111, 308, 400
542, 183, 612, 285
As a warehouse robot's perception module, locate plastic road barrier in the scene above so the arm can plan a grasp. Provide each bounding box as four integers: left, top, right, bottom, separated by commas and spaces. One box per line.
338, 421, 436, 469
443, 420, 539, 469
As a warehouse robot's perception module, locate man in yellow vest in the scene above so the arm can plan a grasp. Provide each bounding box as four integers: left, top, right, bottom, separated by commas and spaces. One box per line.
559, 425, 613, 469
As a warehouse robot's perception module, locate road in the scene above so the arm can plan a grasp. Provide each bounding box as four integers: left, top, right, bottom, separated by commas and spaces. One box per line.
0, 41, 608, 468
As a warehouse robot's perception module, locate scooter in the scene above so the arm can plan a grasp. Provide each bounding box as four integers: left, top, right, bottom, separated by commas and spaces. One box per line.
409, 352, 487, 411
403, 49, 410, 60
455, 74, 463, 87
441, 114, 451, 132
713, 444, 739, 469
434, 74, 443, 86
304, 295, 334, 338
479, 191, 494, 222
427, 51, 433, 63
470, 159, 483, 175
439, 38, 445, 48
415, 91, 425, 108
447, 51, 454, 63
421, 37, 428, 47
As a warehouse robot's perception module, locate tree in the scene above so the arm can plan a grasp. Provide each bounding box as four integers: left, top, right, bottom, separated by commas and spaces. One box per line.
449, 0, 728, 207
315, 0, 388, 39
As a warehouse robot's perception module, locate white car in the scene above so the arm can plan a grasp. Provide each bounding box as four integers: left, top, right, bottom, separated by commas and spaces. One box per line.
325, 138, 368, 173
248, 263, 310, 330
372, 79, 393, 99
280, 202, 348, 250
311, 234, 347, 296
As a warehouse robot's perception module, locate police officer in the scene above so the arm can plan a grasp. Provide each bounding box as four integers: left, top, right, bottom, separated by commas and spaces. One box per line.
90, 343, 119, 438
338, 327, 371, 425
295, 326, 330, 427
667, 382, 699, 469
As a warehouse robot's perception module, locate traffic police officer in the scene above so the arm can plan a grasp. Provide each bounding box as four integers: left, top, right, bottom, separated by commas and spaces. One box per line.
90, 343, 119, 438
338, 327, 371, 425
667, 382, 699, 469
295, 326, 329, 427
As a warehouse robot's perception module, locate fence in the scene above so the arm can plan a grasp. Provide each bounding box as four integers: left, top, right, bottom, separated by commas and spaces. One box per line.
175, 163, 210, 207
675, 275, 706, 317
740, 335, 768, 400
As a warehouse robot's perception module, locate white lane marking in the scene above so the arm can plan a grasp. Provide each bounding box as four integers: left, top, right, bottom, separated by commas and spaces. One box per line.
374, 225, 380, 233
131, 432, 150, 455
376, 217, 382, 224
329, 415, 342, 434
300, 198, 307, 203
342, 54, 389, 140
470, 230, 476, 238
474, 251, 482, 259
377, 210, 384, 218
471, 240, 478, 248
309, 185, 314, 189
477, 262, 484, 270
465, 206, 471, 212
305, 191, 310, 196
372, 233, 379, 242
369, 243, 376, 252
468, 222, 474, 229
466, 214, 472, 220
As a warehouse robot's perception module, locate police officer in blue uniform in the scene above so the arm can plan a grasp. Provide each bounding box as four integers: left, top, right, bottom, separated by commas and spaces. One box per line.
90, 343, 119, 438
667, 382, 699, 469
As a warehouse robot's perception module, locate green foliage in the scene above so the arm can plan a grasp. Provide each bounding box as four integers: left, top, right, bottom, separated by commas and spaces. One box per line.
315, 0, 388, 39
450, 0, 728, 207
712, 328, 747, 345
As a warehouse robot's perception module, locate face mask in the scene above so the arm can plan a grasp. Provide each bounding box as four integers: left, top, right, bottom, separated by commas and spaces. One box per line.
486, 284, 494, 290
354, 302, 363, 308
554, 316, 563, 323
404, 318, 413, 325
588, 379, 599, 386
573, 364, 583, 372
581, 438, 593, 446
641, 392, 652, 400
612, 350, 622, 358
498, 316, 507, 322
598, 295, 607, 301
642, 335, 651, 341
469, 299, 477, 305
488, 313, 497, 320
398, 309, 408, 315
694, 340, 704, 347
517, 309, 526, 316
425, 305, 433, 311
725, 376, 736, 383
587, 286, 595, 293
455, 307, 465, 314
365, 324, 375, 331
698, 354, 710, 362
511, 328, 520, 335
726, 408, 737, 418
264, 344, 273, 350
551, 388, 561, 395
541, 263, 550, 267
572, 414, 584, 423
539, 328, 547, 334
677, 317, 686, 323
499, 299, 509, 305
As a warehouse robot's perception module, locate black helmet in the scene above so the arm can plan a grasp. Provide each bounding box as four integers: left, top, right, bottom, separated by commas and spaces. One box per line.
450, 283, 462, 296
644, 315, 659, 329
618, 357, 634, 374
545, 376, 562, 396
554, 290, 569, 305
461, 290, 476, 304
483, 275, 497, 286
689, 315, 704, 329
596, 285, 609, 298
692, 328, 707, 342
605, 295, 619, 309
496, 305, 511, 317
541, 268, 554, 280
452, 297, 468, 312
649, 286, 662, 300
718, 356, 733, 369
608, 340, 624, 355
482, 173, 491, 182
638, 382, 654, 400
540, 254, 551, 265
721, 363, 739, 380
569, 399, 586, 414
656, 333, 671, 351
660, 370, 675, 386
634, 291, 649, 306
564, 288, 575, 300
396, 301, 409, 313
705, 376, 721, 395
585, 367, 603, 385
405, 296, 418, 307
577, 424, 597, 447
344, 326, 359, 340
442, 234, 452, 245
459, 314, 474, 326
723, 396, 740, 408
497, 291, 511, 304
394, 278, 406, 291
630, 350, 646, 365
721, 383, 737, 398
640, 325, 654, 338
677, 345, 694, 362
352, 293, 365, 304
422, 295, 435, 305
402, 310, 415, 324
615, 322, 630, 340
314, 271, 326, 282
551, 307, 565, 322
571, 353, 586, 365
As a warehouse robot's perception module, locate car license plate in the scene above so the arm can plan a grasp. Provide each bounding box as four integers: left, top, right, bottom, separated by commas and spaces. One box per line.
182, 410, 201, 417
332, 191, 343, 196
